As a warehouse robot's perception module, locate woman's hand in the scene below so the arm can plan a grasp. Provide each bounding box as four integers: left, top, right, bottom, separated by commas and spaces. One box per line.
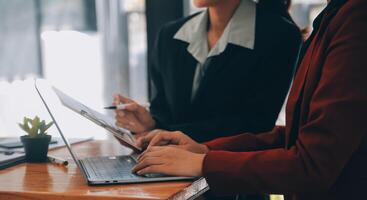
132, 146, 206, 177
136, 130, 209, 154
114, 94, 156, 133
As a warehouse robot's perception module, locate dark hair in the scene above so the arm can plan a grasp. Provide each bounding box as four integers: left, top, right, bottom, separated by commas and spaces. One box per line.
285, 0, 292, 10
258, 0, 294, 23
258, 0, 290, 11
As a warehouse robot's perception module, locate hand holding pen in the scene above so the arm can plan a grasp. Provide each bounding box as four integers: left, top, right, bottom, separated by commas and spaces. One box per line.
106, 94, 156, 134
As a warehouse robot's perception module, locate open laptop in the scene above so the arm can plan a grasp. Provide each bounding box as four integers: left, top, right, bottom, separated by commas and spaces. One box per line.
35, 81, 194, 185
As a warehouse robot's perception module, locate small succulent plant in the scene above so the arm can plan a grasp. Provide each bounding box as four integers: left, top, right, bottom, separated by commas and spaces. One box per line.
18, 116, 54, 138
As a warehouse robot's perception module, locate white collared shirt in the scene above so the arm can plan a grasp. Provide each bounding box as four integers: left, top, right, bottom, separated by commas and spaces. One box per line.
174, 0, 257, 100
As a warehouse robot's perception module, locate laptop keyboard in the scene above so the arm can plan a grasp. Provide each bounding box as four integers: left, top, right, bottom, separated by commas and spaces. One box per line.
82, 156, 141, 180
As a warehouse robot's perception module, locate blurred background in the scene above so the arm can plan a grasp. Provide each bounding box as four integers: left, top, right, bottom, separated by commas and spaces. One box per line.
0, 0, 326, 140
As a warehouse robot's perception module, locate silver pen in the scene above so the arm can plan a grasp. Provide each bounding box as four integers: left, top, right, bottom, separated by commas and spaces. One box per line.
48, 155, 68, 166
104, 104, 127, 110
104, 103, 150, 110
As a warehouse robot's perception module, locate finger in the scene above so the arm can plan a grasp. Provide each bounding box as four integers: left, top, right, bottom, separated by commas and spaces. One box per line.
137, 146, 160, 159
134, 131, 149, 140
115, 111, 140, 130
170, 131, 186, 145
113, 94, 133, 105
115, 121, 131, 130
115, 114, 137, 129
136, 129, 162, 147
137, 147, 164, 161
117, 94, 134, 104
113, 94, 120, 105
116, 110, 126, 117
116, 110, 135, 123
123, 103, 146, 114
115, 112, 130, 125
167, 144, 185, 149
136, 134, 153, 149
148, 132, 177, 148
132, 157, 164, 173
136, 165, 165, 175
116, 111, 135, 124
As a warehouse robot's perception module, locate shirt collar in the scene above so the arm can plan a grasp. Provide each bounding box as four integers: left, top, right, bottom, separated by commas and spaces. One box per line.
175, 11, 209, 64
228, 0, 256, 50
174, 0, 257, 63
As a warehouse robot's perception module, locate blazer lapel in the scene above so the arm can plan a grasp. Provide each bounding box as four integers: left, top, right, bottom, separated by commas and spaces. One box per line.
172, 45, 197, 116
192, 54, 228, 104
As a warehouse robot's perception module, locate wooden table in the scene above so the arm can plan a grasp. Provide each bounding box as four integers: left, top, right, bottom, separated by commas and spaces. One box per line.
0, 140, 209, 200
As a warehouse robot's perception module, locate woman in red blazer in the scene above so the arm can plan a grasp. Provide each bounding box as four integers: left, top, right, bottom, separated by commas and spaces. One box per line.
132, 0, 367, 199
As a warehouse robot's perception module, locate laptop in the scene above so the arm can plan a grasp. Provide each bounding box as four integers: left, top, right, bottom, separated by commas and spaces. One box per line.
34, 80, 194, 185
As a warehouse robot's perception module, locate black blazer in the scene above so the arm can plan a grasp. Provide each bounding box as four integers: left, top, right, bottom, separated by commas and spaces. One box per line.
149, 7, 302, 142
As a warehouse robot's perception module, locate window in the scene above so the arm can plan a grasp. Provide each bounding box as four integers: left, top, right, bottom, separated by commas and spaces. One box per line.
40, 0, 104, 139
0, 0, 148, 139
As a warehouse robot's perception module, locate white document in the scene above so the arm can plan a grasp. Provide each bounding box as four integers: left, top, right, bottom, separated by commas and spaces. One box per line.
53, 87, 141, 152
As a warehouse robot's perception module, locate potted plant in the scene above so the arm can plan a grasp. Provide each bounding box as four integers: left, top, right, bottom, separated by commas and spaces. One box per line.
18, 116, 54, 163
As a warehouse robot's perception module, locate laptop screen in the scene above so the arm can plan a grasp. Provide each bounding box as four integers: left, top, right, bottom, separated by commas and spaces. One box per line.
52, 87, 141, 152
34, 80, 82, 167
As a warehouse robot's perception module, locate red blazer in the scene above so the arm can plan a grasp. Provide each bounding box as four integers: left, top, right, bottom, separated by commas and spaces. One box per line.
202, 0, 367, 199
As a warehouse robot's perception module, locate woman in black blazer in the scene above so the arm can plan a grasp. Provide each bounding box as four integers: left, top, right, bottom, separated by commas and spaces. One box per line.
114, 0, 301, 143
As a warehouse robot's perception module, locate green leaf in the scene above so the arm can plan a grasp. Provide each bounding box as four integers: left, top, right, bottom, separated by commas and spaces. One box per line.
39, 120, 46, 134
29, 117, 39, 137
18, 123, 27, 132
19, 116, 53, 137
19, 117, 31, 135
34, 116, 40, 125
44, 122, 54, 132
23, 117, 27, 126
